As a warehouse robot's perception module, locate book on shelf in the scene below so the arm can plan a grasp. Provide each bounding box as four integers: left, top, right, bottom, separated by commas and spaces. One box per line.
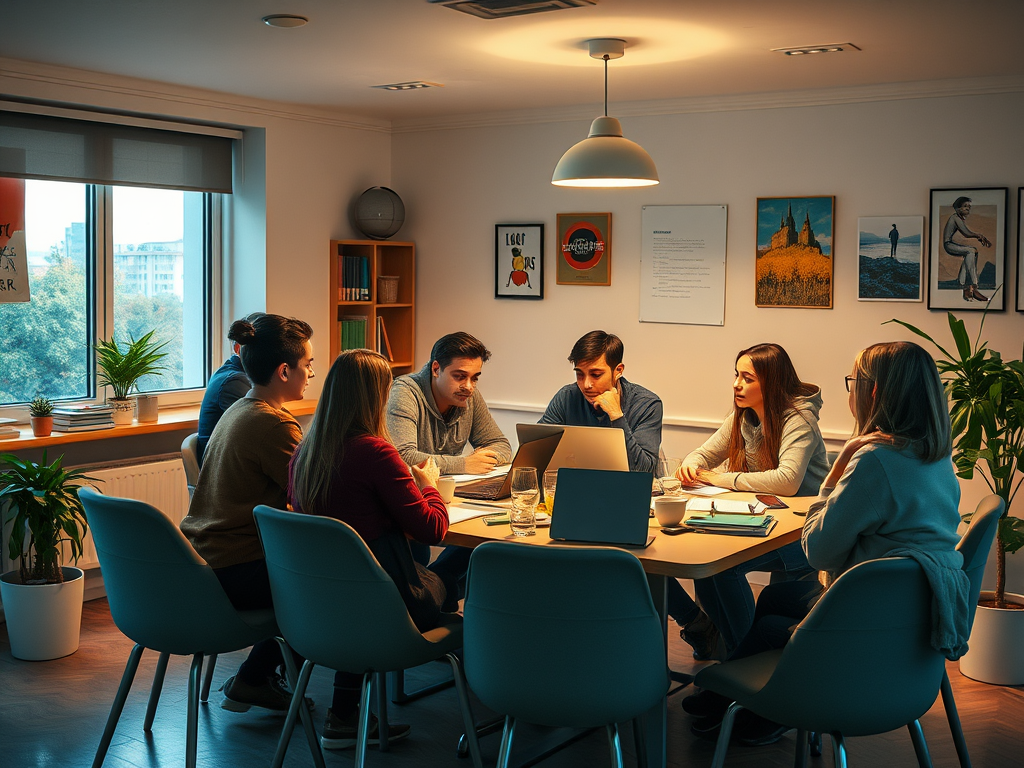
340, 316, 367, 351
376, 316, 394, 361
339, 255, 370, 301
53, 415, 115, 426
53, 422, 116, 433
52, 403, 114, 416
0, 425, 21, 440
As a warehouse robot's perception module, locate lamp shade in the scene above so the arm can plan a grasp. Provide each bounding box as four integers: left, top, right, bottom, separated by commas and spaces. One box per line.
551, 116, 659, 188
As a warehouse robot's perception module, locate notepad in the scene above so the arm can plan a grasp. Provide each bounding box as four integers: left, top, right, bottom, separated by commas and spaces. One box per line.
683, 513, 778, 537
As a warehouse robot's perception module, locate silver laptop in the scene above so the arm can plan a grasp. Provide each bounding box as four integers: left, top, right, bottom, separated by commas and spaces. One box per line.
549, 468, 656, 548
455, 433, 562, 500
516, 423, 629, 472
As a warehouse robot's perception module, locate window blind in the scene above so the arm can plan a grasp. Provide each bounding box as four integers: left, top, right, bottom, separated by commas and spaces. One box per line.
0, 110, 233, 193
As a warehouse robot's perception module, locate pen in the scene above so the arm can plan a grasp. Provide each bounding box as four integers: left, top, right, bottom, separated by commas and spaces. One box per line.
710, 501, 716, 517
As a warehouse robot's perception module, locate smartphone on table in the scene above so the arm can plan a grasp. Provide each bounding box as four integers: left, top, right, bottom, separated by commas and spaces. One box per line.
755, 494, 788, 509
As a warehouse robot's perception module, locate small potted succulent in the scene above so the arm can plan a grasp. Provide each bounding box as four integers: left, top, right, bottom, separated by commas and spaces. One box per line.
29, 395, 54, 437
0, 452, 96, 660
94, 331, 169, 426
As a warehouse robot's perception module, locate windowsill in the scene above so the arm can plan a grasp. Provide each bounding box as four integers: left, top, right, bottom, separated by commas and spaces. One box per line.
0, 399, 318, 451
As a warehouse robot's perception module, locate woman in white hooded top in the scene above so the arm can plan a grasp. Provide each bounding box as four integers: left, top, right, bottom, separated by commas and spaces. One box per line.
673, 343, 830, 659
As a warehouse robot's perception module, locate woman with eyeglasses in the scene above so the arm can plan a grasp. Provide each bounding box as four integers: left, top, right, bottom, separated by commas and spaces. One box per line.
671, 344, 830, 662
682, 341, 967, 746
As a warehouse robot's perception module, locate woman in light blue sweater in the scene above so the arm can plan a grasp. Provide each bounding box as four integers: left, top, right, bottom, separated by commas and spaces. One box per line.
683, 340, 967, 746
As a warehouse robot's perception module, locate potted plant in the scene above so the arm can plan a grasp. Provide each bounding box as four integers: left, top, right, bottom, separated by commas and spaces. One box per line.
0, 452, 96, 660
94, 330, 169, 426
29, 395, 53, 437
889, 309, 1024, 683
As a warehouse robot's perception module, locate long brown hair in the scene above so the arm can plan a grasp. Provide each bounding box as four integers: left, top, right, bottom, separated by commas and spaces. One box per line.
727, 343, 817, 472
290, 349, 393, 515
851, 341, 951, 462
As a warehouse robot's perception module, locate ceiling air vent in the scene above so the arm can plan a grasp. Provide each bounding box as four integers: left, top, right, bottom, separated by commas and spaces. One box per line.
371, 81, 444, 91
427, 0, 596, 20
771, 43, 861, 56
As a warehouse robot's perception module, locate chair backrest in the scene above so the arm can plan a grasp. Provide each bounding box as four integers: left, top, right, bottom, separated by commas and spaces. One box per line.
754, 557, 945, 737
958, 495, 1004, 628
252, 505, 431, 673
79, 487, 269, 655
181, 433, 200, 489
463, 541, 668, 729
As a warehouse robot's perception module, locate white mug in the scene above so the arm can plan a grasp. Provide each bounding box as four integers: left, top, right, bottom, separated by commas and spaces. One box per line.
654, 496, 687, 528
436, 476, 456, 504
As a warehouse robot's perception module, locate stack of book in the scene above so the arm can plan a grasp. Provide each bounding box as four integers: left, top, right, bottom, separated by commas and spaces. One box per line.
52, 403, 116, 432
0, 417, 20, 440
339, 255, 370, 301
683, 512, 778, 537
340, 316, 368, 351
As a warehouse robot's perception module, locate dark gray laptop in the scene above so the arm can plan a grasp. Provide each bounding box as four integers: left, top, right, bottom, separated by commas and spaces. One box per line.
549, 468, 656, 548
455, 433, 562, 500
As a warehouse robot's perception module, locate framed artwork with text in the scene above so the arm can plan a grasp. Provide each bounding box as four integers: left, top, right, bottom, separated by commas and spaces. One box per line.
495, 223, 543, 299
556, 212, 611, 286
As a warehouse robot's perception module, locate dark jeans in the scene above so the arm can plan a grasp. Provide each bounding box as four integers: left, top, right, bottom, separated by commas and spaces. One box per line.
214, 559, 288, 685
729, 578, 824, 660
410, 542, 471, 611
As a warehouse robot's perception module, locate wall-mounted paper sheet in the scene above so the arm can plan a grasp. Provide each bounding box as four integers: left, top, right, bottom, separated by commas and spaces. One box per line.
640, 205, 727, 325
0, 176, 30, 303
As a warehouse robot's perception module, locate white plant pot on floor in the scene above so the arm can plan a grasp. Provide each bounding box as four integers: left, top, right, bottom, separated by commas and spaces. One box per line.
959, 590, 1024, 685
0, 567, 85, 660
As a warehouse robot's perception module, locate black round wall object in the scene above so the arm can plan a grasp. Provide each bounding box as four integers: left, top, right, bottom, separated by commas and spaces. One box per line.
354, 186, 405, 239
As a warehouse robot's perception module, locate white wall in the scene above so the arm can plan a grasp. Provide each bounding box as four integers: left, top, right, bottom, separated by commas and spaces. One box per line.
393, 83, 1024, 586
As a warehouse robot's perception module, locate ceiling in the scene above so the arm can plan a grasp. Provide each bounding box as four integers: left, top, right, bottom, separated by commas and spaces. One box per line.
5, 0, 1024, 122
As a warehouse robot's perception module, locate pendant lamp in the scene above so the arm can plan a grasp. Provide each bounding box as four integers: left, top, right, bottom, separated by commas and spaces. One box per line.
551, 38, 659, 188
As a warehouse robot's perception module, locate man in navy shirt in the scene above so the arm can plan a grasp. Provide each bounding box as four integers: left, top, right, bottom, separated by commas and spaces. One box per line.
539, 330, 662, 474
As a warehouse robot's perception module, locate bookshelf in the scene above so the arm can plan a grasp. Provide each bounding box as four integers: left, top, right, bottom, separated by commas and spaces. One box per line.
329, 239, 416, 374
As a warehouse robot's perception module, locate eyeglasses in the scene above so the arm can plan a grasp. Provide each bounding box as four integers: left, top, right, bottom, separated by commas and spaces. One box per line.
845, 375, 872, 392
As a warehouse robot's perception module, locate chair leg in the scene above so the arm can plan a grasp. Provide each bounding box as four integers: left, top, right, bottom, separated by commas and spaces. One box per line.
446, 652, 483, 768
143, 651, 170, 731
831, 732, 847, 768
459, 715, 505, 758
271, 658, 319, 768
375, 671, 390, 752
274, 639, 325, 768
809, 731, 822, 756
940, 670, 972, 768
496, 716, 516, 768
200, 653, 218, 703
606, 723, 624, 768
710, 702, 742, 768
794, 729, 809, 768
632, 717, 649, 768
355, 672, 374, 768
185, 652, 204, 768
908, 720, 934, 768
92, 643, 145, 768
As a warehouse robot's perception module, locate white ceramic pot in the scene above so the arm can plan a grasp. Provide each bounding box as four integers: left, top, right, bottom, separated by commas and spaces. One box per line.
135, 394, 159, 423
959, 590, 1024, 685
109, 398, 134, 426
0, 566, 85, 660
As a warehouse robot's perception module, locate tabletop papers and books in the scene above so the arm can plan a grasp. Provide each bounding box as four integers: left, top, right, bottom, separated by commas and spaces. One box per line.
51, 403, 115, 432
684, 511, 778, 537
686, 498, 770, 515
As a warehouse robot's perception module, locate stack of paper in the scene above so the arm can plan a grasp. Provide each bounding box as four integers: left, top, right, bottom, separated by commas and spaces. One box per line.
0, 425, 21, 440
52, 404, 115, 432
684, 512, 778, 537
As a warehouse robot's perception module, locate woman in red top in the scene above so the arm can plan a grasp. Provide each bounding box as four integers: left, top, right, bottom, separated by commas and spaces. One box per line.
288, 348, 449, 748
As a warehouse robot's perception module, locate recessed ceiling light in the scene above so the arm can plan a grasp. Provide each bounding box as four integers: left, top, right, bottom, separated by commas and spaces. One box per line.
771, 43, 860, 56
371, 81, 444, 91
262, 14, 309, 28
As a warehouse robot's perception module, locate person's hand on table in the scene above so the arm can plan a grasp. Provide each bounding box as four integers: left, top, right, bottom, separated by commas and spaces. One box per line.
464, 448, 501, 474
411, 457, 440, 490
675, 462, 707, 486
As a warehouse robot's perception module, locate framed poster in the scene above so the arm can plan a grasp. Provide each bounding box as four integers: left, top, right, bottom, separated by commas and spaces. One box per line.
857, 216, 924, 302
1018, 188, 1023, 312
495, 223, 543, 299
928, 187, 1007, 311
557, 213, 611, 286
755, 196, 834, 308
0, 176, 30, 303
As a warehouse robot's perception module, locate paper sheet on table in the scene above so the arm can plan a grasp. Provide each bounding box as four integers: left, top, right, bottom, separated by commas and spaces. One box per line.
681, 485, 731, 496
686, 498, 769, 515
450, 464, 511, 484
447, 500, 511, 524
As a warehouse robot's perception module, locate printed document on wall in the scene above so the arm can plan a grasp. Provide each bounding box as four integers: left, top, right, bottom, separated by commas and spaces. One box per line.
640, 205, 726, 325
0, 176, 30, 303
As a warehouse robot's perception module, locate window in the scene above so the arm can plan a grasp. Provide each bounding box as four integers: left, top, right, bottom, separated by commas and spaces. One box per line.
0, 179, 216, 407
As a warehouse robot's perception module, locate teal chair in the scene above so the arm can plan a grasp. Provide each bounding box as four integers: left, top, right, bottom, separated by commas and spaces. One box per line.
695, 557, 945, 768
463, 541, 669, 768
252, 505, 481, 768
79, 488, 321, 768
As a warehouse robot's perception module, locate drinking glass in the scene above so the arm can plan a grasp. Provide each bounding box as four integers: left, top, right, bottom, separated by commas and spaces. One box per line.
657, 457, 682, 495
542, 469, 558, 513
509, 467, 539, 536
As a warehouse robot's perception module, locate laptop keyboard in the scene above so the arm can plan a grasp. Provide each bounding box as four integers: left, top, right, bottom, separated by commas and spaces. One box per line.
455, 473, 508, 499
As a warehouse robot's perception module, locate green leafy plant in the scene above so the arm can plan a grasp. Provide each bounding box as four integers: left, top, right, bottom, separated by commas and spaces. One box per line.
94, 330, 169, 400
888, 311, 1024, 607
29, 396, 53, 417
1, 452, 96, 584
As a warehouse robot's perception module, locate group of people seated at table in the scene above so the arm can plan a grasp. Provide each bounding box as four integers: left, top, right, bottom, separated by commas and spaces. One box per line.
179, 314, 969, 751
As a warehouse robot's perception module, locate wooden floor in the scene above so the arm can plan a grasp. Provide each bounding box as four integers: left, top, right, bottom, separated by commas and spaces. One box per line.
3, 598, 1023, 768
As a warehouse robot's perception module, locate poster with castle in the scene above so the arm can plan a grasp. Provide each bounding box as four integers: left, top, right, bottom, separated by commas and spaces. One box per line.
755, 196, 834, 308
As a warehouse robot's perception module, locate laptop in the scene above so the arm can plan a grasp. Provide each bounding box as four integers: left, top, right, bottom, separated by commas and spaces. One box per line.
549, 468, 656, 548
515, 423, 629, 472
455, 433, 562, 500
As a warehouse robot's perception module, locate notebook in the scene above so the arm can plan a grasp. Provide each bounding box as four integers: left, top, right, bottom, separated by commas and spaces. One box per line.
516, 423, 629, 472
683, 512, 778, 537
455, 433, 562, 500
549, 468, 656, 548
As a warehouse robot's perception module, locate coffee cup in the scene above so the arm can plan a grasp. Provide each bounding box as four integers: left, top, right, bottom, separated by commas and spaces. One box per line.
654, 496, 687, 527
437, 476, 456, 504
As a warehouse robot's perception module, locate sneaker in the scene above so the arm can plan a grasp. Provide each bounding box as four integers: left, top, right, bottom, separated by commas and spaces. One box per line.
221, 673, 312, 713
321, 708, 411, 750
681, 611, 720, 661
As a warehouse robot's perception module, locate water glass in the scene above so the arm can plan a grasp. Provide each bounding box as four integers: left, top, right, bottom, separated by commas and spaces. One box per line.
510, 467, 539, 537
657, 457, 682, 495
542, 469, 558, 513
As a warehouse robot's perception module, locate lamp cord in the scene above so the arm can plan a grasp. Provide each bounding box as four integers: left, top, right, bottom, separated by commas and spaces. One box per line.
603, 54, 609, 116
